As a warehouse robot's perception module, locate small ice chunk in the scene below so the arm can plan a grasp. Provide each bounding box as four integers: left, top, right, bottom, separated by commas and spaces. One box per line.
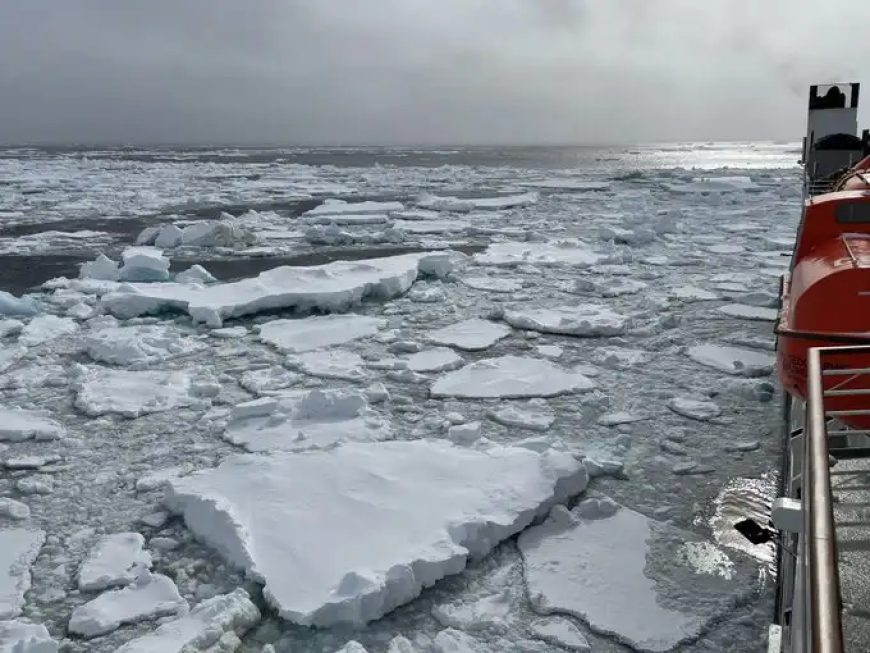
488, 401, 555, 432
113, 588, 260, 653
432, 590, 513, 633
432, 356, 594, 399
474, 240, 602, 268
427, 319, 512, 351
0, 499, 30, 521
180, 219, 257, 248
154, 224, 184, 249
239, 367, 300, 396
447, 421, 482, 445
222, 387, 390, 453
0, 292, 40, 318
305, 199, 404, 217
591, 347, 648, 369
80, 254, 121, 281
258, 314, 386, 353
0, 319, 23, 337
78, 532, 153, 591
175, 264, 217, 284
119, 247, 171, 282
163, 440, 589, 627
285, 349, 368, 381
597, 412, 648, 427
19, 315, 78, 346
69, 571, 188, 638
0, 409, 65, 442
460, 277, 523, 293
503, 305, 628, 337
136, 227, 160, 246
74, 367, 213, 418
136, 467, 191, 493
0, 620, 58, 653
406, 348, 464, 373
0, 528, 45, 619
667, 397, 722, 422
686, 344, 774, 377
211, 326, 248, 339
534, 345, 563, 359
717, 304, 778, 322
670, 286, 718, 302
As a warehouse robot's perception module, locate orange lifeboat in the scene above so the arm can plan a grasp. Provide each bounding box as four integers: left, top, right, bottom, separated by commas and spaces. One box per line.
776, 175, 870, 429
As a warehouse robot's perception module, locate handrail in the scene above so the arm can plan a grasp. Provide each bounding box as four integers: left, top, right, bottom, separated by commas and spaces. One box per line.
805, 347, 845, 652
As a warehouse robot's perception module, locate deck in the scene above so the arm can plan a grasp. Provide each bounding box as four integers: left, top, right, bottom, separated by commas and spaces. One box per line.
833, 456, 870, 651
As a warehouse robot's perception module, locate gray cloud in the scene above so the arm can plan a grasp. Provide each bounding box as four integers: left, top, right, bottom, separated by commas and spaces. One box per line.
1, 0, 868, 145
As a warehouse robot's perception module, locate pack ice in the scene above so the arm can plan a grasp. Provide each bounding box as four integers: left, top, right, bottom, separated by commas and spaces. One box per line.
431, 356, 595, 399
474, 240, 603, 267
687, 344, 774, 377
221, 388, 390, 452
519, 501, 757, 651
163, 439, 589, 627
100, 252, 452, 327
503, 305, 629, 337
257, 314, 386, 353
0, 528, 45, 619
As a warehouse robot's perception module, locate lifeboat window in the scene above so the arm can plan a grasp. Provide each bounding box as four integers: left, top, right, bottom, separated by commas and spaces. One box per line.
835, 201, 870, 223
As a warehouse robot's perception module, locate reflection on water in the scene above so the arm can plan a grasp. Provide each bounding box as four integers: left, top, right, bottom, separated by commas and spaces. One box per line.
709, 471, 778, 577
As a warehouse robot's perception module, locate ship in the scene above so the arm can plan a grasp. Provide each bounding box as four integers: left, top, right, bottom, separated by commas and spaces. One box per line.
738, 83, 870, 652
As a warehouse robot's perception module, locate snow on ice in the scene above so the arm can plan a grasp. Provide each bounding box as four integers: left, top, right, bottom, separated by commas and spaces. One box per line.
431, 356, 595, 399
84, 324, 205, 367
0, 528, 45, 619
100, 252, 452, 327
503, 305, 629, 337
474, 240, 603, 267
426, 319, 512, 351
519, 501, 757, 651
0, 620, 58, 652
78, 532, 152, 591
405, 347, 464, 373
163, 439, 589, 627
0, 409, 65, 442
221, 388, 390, 453
257, 314, 386, 353
686, 343, 774, 377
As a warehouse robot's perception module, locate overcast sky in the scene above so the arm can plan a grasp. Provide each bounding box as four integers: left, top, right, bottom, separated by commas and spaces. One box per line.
1, 0, 868, 145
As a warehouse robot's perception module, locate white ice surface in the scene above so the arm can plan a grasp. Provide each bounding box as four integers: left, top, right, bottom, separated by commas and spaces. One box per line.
114, 588, 260, 653
686, 343, 774, 377
85, 324, 205, 367
717, 304, 778, 321
432, 356, 594, 399
163, 439, 589, 627
667, 397, 723, 422
78, 532, 153, 591
417, 192, 537, 212
474, 240, 602, 267
0, 410, 65, 442
519, 502, 755, 651
529, 617, 591, 652
18, 315, 79, 346
101, 252, 451, 327
405, 348, 464, 373
69, 571, 188, 638
285, 349, 369, 381
503, 305, 628, 337
0, 620, 58, 653
426, 319, 512, 351
487, 400, 556, 432
222, 388, 390, 453
459, 277, 524, 293
79, 254, 120, 281
304, 199, 404, 216
0, 529, 45, 619
257, 314, 386, 353
119, 247, 171, 282
73, 367, 216, 418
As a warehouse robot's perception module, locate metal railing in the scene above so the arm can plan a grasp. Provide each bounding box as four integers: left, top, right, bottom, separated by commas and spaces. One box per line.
803, 347, 844, 653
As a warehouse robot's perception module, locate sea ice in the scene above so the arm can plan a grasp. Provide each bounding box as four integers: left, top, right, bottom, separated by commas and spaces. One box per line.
529, 617, 591, 652
487, 400, 556, 432
432, 590, 513, 633
0, 409, 65, 442
180, 219, 257, 248
426, 319, 512, 351
406, 348, 464, 373
257, 314, 386, 353
18, 315, 78, 346
163, 439, 589, 627
669, 286, 718, 302
0, 528, 45, 619
417, 192, 537, 212
519, 502, 756, 651
474, 240, 602, 267
175, 264, 217, 284
0, 620, 58, 652
101, 252, 452, 327
113, 589, 260, 653
304, 199, 404, 217
85, 324, 205, 367
239, 367, 300, 396
285, 349, 369, 381
119, 247, 171, 282
79, 254, 120, 281
392, 219, 468, 234
73, 367, 217, 418
78, 532, 152, 591
221, 388, 390, 453
69, 571, 188, 638
667, 397, 722, 422
460, 277, 524, 293
503, 305, 628, 337
717, 304, 778, 321
686, 344, 774, 377
431, 356, 595, 399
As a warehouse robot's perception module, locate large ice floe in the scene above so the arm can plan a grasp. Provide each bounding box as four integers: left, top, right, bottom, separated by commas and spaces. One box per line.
257, 314, 386, 353
221, 388, 390, 452
519, 500, 758, 651
163, 439, 588, 627
99, 252, 452, 327
431, 356, 595, 399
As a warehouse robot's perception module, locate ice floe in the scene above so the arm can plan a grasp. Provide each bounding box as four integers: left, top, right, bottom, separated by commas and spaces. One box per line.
285, 349, 369, 381
101, 252, 452, 327
487, 400, 556, 432
119, 247, 171, 282
459, 277, 524, 293
474, 240, 602, 267
0, 528, 45, 619
431, 356, 595, 399
304, 199, 404, 217
78, 532, 152, 591
686, 343, 774, 377
416, 192, 537, 213
426, 319, 512, 351
221, 388, 390, 453
519, 501, 756, 651
667, 397, 723, 422
503, 305, 628, 337
0, 620, 58, 652
0, 409, 65, 442
164, 439, 588, 627
405, 348, 464, 373
258, 314, 386, 353
85, 324, 205, 367
18, 315, 78, 346
717, 303, 778, 321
